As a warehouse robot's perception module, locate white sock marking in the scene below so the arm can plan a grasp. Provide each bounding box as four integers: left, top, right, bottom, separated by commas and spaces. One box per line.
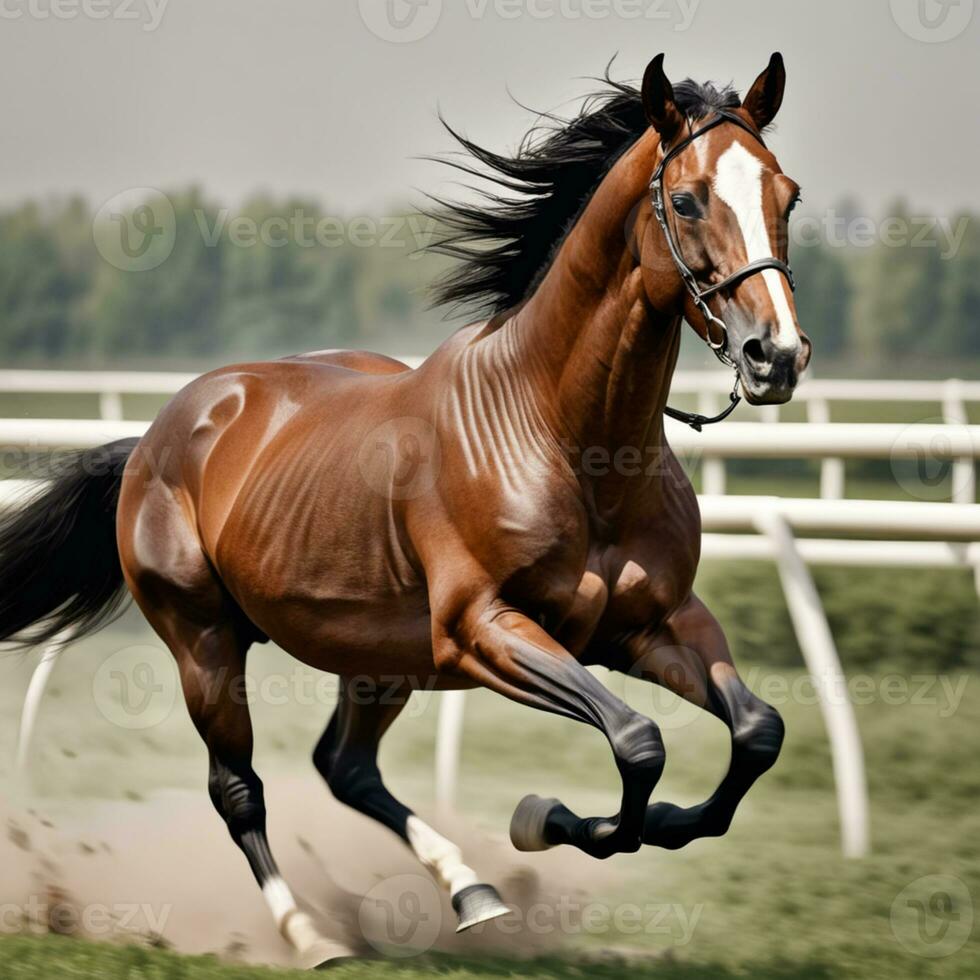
406, 816, 479, 897
713, 141, 799, 351
262, 875, 298, 928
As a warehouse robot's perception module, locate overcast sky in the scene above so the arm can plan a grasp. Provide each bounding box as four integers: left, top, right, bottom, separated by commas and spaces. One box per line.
0, 0, 976, 216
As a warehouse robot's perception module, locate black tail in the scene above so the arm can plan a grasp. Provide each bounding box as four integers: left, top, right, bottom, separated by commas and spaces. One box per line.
0, 438, 138, 647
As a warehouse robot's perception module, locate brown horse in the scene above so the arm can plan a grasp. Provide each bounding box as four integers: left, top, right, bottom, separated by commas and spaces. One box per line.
0, 54, 810, 966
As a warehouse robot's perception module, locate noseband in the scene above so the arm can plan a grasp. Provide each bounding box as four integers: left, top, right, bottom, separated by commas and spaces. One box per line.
652, 109, 796, 431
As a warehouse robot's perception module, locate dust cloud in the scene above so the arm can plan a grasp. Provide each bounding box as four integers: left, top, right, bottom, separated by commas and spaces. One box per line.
0, 775, 622, 969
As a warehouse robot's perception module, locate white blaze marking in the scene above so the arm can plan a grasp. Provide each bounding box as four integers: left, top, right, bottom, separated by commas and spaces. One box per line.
406, 816, 479, 897
712, 141, 799, 351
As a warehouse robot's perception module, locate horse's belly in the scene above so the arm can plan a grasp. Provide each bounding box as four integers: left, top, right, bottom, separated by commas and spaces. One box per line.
255, 596, 438, 678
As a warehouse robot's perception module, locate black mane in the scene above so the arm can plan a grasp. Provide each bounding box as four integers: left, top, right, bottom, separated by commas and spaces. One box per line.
427, 73, 741, 319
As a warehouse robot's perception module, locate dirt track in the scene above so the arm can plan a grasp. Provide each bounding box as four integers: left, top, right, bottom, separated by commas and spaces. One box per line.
1, 775, 616, 968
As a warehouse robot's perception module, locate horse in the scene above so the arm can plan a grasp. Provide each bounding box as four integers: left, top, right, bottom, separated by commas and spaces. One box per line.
0, 53, 810, 967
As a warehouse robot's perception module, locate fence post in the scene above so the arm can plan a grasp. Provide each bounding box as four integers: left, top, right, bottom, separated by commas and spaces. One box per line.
943, 379, 975, 504
16, 632, 70, 772
755, 510, 870, 858
99, 391, 124, 421
808, 398, 845, 499
698, 391, 727, 496
435, 690, 466, 813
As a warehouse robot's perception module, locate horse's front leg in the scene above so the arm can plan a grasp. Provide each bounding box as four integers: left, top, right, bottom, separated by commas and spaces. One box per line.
434, 596, 665, 860
626, 594, 784, 849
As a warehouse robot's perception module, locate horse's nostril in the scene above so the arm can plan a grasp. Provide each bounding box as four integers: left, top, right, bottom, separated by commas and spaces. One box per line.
742, 338, 766, 367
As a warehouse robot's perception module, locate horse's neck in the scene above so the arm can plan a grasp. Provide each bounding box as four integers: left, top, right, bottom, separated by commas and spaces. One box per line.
505, 131, 681, 466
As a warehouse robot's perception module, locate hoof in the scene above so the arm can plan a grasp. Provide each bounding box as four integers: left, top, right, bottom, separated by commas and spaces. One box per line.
303, 940, 359, 971
510, 794, 560, 852
452, 883, 511, 932
284, 911, 358, 970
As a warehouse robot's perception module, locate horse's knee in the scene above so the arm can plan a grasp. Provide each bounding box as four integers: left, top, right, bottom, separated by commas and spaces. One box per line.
208, 756, 266, 841
324, 752, 381, 809
611, 713, 666, 781
733, 701, 784, 770
312, 733, 334, 782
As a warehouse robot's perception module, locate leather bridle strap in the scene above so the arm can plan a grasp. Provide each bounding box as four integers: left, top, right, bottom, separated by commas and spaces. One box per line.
651, 108, 796, 430
663, 373, 741, 433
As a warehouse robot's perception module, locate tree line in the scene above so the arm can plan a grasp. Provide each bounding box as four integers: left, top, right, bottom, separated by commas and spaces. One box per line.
0, 190, 977, 375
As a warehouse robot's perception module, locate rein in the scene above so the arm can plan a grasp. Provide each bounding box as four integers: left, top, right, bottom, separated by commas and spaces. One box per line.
653, 109, 796, 431
663, 374, 741, 433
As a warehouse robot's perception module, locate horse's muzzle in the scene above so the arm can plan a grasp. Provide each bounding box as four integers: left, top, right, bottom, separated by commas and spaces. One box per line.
736, 331, 811, 405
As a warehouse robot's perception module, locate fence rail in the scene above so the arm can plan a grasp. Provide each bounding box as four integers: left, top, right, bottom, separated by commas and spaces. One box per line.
2, 416, 978, 463
2, 366, 977, 501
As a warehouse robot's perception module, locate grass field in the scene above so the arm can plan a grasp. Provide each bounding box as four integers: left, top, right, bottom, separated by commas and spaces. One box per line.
0, 620, 977, 979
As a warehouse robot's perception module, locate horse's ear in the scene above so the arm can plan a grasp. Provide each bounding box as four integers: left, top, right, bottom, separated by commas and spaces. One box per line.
741, 52, 786, 131
642, 54, 684, 143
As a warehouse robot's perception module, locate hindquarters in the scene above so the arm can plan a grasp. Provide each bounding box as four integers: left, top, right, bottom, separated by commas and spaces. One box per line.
115, 352, 438, 674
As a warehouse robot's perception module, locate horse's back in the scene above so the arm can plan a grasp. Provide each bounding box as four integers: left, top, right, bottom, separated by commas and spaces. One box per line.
285, 348, 413, 375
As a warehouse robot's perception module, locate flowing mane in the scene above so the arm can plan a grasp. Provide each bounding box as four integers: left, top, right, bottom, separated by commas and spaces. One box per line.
427, 72, 741, 319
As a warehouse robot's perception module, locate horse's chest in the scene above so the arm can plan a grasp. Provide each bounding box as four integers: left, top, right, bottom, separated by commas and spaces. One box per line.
557, 553, 684, 650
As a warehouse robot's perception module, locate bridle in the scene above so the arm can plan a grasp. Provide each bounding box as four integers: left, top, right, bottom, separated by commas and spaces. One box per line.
652, 108, 796, 431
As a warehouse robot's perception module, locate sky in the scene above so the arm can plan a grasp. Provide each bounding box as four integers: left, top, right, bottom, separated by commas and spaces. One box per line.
0, 0, 977, 216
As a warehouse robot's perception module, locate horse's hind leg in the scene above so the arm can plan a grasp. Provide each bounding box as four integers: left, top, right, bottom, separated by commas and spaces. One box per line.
314, 677, 509, 932
627, 595, 784, 849
162, 618, 354, 966
119, 499, 353, 967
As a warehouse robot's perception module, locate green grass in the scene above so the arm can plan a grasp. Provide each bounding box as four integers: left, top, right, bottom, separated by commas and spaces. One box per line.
0, 622, 977, 979
0, 935, 852, 980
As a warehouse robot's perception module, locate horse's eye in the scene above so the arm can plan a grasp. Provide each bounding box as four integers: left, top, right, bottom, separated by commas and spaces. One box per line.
786, 194, 802, 218
671, 194, 700, 220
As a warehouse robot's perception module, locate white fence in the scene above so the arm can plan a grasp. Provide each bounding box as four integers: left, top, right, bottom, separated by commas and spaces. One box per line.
3, 366, 977, 502
3, 367, 980, 860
